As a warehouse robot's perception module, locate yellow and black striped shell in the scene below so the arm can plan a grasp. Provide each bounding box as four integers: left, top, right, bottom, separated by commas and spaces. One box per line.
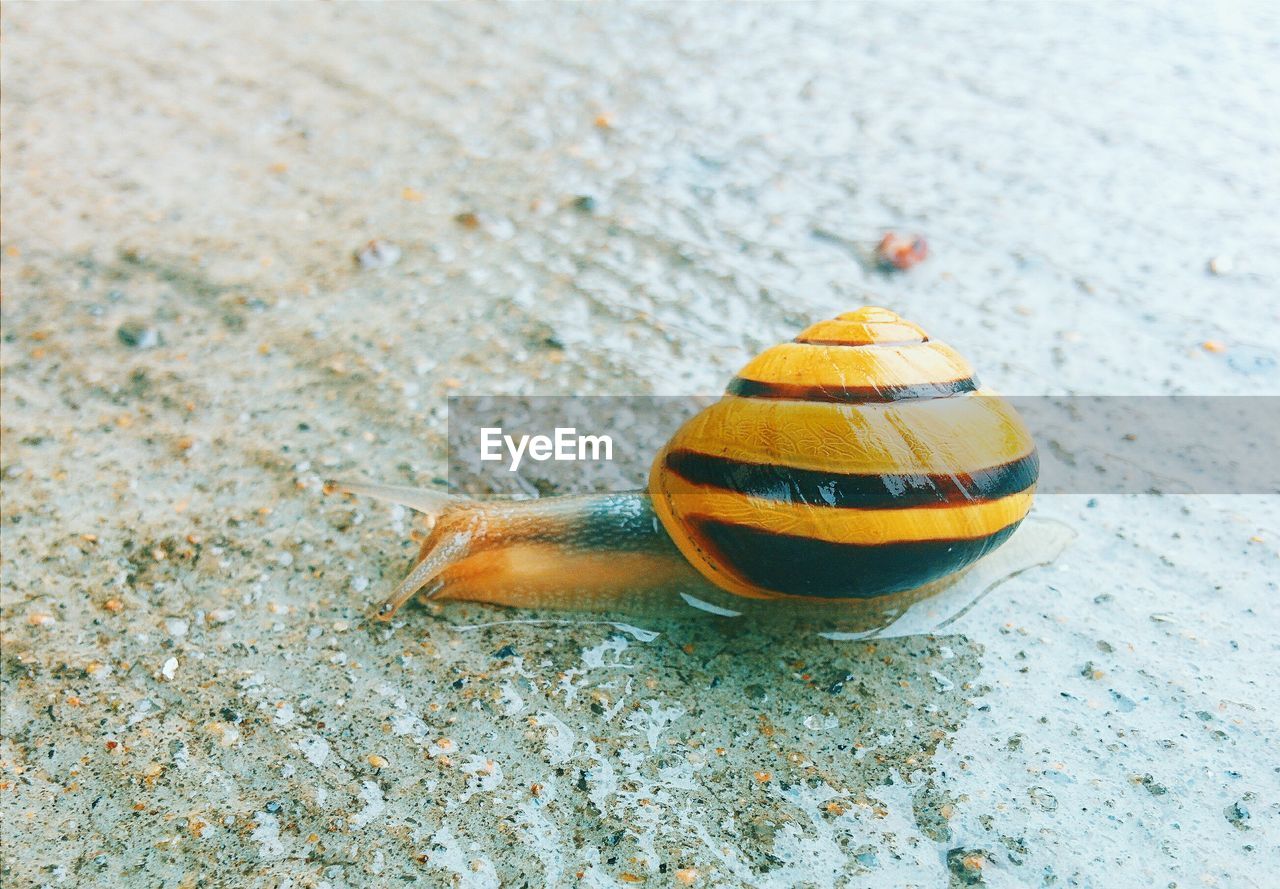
648, 307, 1038, 601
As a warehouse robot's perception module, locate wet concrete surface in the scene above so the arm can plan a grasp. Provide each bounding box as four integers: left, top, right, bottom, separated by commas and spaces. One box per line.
2, 2, 1278, 887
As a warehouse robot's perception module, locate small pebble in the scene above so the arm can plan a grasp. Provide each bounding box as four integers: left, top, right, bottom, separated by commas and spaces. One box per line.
1224, 799, 1251, 829
354, 239, 401, 270
1029, 785, 1058, 811
1137, 773, 1168, 795
117, 320, 159, 349
946, 848, 991, 885
1207, 255, 1234, 275
207, 608, 236, 624
161, 657, 178, 681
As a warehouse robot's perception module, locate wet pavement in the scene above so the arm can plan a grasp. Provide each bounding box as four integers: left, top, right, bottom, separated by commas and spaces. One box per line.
2, 3, 1278, 887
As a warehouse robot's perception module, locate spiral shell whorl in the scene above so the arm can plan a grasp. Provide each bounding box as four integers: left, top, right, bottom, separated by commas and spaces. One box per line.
648, 307, 1038, 601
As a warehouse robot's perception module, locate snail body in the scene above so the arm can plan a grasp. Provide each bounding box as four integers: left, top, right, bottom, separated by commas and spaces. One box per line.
333, 307, 1039, 620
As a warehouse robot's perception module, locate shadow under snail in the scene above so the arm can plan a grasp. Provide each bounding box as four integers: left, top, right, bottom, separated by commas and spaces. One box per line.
330, 307, 1041, 624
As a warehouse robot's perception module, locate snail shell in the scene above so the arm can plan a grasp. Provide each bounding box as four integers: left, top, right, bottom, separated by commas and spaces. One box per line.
648, 306, 1039, 601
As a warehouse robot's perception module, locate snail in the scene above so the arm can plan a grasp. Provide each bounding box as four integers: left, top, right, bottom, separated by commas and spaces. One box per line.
330, 307, 1039, 623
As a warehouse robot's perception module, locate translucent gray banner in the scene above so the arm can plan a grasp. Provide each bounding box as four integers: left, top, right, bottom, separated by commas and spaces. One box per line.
447, 396, 1279, 496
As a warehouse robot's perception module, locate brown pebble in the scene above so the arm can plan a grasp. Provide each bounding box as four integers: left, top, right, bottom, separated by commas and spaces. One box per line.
875, 232, 929, 271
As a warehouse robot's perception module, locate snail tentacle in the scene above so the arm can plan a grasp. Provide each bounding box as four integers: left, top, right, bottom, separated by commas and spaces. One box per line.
374, 527, 473, 619
326, 478, 455, 523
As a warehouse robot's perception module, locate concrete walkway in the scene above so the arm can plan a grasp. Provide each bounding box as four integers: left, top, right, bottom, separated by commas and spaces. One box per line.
2, 3, 1276, 886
